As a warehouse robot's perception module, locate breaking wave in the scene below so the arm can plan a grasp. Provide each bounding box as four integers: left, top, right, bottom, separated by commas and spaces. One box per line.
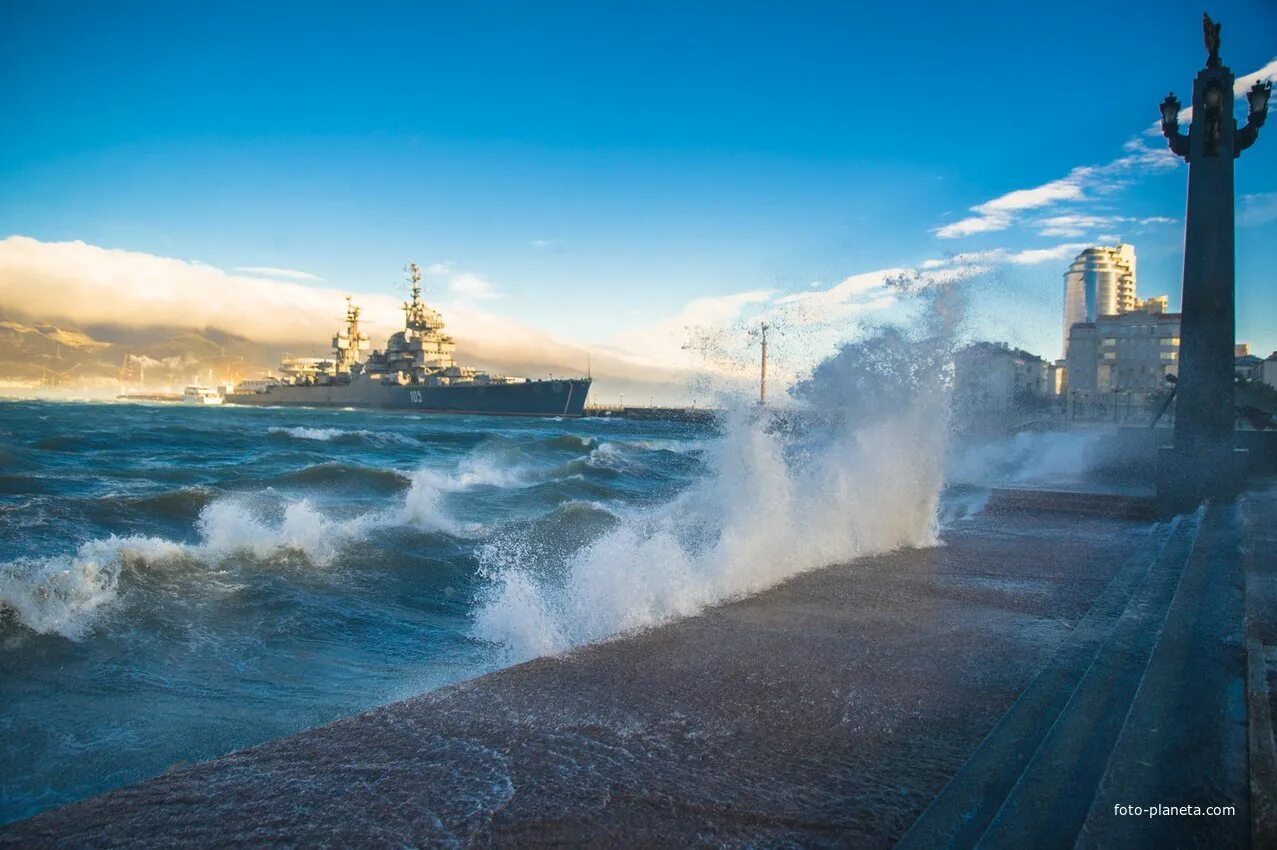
0, 471, 479, 639
0, 537, 187, 640
473, 286, 960, 659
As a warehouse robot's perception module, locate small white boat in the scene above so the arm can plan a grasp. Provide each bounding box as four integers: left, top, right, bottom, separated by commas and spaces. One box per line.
182, 386, 224, 406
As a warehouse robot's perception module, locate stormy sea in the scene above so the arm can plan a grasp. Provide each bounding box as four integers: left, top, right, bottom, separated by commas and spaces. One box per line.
1, 302, 1093, 824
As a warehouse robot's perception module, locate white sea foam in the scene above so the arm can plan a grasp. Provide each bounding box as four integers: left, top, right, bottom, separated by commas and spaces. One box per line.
449, 454, 530, 491
268, 426, 418, 447
585, 441, 635, 471
195, 498, 374, 566
0, 536, 186, 639
473, 286, 960, 659
270, 426, 347, 441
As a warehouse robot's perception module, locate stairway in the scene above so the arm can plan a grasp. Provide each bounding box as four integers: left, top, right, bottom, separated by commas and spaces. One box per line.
896, 497, 1252, 848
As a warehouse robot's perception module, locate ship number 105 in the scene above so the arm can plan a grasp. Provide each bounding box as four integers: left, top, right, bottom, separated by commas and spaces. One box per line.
409, 391, 423, 403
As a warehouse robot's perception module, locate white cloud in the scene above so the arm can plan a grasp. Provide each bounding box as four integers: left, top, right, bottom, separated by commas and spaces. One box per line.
419, 262, 501, 300
1005, 243, 1090, 265
1235, 58, 1277, 98
1240, 192, 1277, 227
936, 174, 1087, 238
1035, 213, 1122, 238
1032, 213, 1175, 238
774, 268, 905, 309
234, 266, 324, 281
447, 272, 501, 300
934, 212, 1014, 239
942, 58, 1275, 241
920, 242, 1091, 269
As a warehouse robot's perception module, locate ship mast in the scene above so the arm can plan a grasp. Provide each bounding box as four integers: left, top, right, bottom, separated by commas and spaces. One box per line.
402, 262, 440, 333
333, 295, 369, 373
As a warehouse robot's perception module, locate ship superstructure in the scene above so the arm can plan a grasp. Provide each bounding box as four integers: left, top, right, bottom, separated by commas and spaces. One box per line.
225, 264, 591, 416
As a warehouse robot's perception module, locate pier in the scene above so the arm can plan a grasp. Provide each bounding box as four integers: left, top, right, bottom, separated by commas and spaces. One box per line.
584, 404, 718, 423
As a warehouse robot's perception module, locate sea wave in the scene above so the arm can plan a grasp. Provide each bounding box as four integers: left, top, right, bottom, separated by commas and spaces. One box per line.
0, 536, 187, 640
1, 413, 712, 642
275, 462, 411, 493
267, 426, 420, 447
0, 470, 478, 639
473, 287, 959, 660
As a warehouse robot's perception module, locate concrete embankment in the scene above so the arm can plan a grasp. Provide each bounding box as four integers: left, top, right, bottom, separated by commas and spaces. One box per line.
4, 491, 1270, 847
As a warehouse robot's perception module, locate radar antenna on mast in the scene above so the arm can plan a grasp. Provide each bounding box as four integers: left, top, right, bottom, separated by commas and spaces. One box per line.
401, 261, 443, 333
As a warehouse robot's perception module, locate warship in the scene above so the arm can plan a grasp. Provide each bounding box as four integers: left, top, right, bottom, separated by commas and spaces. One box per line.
225, 264, 591, 416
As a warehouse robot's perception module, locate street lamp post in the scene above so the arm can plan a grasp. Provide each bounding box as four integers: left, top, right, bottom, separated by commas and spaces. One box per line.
1156, 13, 1269, 510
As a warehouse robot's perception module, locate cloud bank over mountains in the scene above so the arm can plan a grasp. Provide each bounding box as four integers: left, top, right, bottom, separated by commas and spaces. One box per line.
0, 236, 679, 393
0, 228, 1112, 401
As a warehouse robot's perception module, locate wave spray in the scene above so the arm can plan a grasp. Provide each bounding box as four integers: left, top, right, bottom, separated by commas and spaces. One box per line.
474, 283, 961, 659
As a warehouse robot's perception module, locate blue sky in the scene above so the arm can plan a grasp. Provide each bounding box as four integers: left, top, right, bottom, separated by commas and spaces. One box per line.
2, 0, 1275, 395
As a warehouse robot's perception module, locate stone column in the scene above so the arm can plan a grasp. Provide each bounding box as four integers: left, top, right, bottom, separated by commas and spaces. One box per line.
1173, 63, 1237, 460
1156, 16, 1269, 512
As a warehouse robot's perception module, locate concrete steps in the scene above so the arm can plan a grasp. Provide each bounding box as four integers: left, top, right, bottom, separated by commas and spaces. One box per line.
984, 488, 1159, 522
1076, 500, 1248, 848
1242, 489, 1277, 848
897, 497, 1253, 848
895, 515, 1190, 849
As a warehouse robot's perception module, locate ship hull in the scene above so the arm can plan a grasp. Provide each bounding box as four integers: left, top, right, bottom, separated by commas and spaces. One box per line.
225, 377, 591, 417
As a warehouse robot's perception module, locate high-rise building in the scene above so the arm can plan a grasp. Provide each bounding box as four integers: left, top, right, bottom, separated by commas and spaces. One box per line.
1062, 244, 1138, 356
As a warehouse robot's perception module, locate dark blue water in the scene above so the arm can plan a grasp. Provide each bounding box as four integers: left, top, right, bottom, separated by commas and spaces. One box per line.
0, 401, 710, 824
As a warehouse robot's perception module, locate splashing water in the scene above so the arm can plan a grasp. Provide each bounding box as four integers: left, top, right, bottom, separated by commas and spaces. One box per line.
0, 403, 722, 824
473, 286, 961, 658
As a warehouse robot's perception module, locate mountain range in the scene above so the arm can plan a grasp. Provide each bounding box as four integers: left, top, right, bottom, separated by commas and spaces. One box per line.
0, 316, 300, 391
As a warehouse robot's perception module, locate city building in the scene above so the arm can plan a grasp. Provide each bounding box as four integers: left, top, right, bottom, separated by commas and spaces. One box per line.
1047, 359, 1066, 396
953, 341, 1050, 414
1065, 301, 1180, 398
1261, 352, 1277, 390
1235, 345, 1263, 382
1061, 244, 1169, 357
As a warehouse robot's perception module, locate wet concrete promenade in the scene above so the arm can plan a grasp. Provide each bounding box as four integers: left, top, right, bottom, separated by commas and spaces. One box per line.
3, 495, 1267, 847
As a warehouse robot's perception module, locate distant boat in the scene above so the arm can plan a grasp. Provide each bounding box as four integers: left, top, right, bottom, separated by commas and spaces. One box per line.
182, 386, 223, 406
225, 263, 591, 417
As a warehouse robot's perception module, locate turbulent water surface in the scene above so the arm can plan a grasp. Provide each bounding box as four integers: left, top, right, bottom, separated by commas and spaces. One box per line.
0, 401, 718, 824
1, 309, 974, 825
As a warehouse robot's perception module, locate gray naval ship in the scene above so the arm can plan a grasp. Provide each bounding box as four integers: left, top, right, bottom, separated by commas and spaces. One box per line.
226, 264, 591, 417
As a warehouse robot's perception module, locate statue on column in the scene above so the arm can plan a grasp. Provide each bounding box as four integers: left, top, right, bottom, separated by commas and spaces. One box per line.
1202, 13, 1221, 68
